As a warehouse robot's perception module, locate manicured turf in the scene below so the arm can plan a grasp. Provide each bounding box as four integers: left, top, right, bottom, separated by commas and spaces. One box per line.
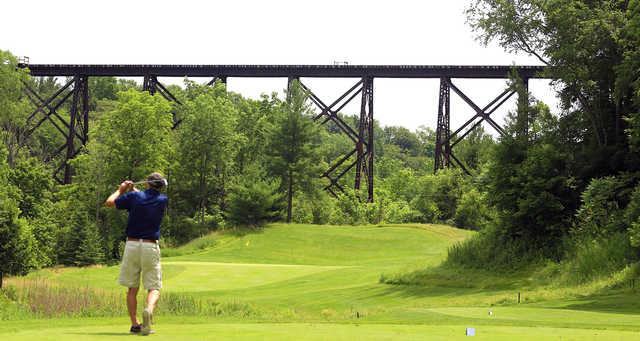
2, 318, 638, 340
2, 223, 640, 339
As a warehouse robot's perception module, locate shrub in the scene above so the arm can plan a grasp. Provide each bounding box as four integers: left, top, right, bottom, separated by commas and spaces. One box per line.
171, 214, 221, 244
330, 189, 368, 225
59, 210, 104, 267
292, 191, 335, 225
625, 185, 640, 247
446, 224, 547, 271
227, 177, 283, 227
454, 188, 491, 230
411, 169, 465, 223
573, 176, 631, 239
384, 200, 420, 223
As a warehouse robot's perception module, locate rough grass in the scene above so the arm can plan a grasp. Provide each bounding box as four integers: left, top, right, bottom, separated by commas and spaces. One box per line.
2, 278, 258, 320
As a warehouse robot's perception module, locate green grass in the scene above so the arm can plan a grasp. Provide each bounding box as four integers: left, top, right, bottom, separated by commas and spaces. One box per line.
2, 223, 640, 340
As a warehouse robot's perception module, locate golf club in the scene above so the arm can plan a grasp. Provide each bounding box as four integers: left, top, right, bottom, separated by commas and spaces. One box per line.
132, 179, 168, 187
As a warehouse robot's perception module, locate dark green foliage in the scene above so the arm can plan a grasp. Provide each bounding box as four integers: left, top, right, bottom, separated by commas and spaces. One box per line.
563, 232, 636, 283
574, 175, 638, 239
412, 169, 466, 223
51, 185, 104, 266
0, 145, 37, 275
0, 50, 30, 166
382, 126, 422, 156
8, 156, 54, 219
88, 77, 118, 111
267, 81, 322, 223
453, 126, 495, 171
27, 205, 59, 268
490, 139, 574, 245
331, 189, 369, 225
172, 83, 242, 223
454, 188, 491, 230
446, 225, 546, 271
227, 169, 283, 227
291, 191, 335, 225
60, 217, 104, 267
626, 186, 640, 247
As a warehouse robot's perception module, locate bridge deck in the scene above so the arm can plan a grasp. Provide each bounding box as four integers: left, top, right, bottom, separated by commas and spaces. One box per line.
22, 64, 545, 79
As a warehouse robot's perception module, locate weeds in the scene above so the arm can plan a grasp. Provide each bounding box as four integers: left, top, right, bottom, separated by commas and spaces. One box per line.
1, 279, 257, 320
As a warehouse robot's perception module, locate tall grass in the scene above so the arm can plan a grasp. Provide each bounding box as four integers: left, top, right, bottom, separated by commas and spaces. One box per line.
1, 279, 257, 320
553, 233, 638, 284
3, 279, 124, 318
445, 229, 547, 271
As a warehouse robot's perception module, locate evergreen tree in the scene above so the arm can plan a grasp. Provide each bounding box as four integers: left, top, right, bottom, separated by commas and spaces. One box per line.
227, 166, 283, 227
268, 81, 322, 223
60, 209, 104, 267
0, 143, 37, 285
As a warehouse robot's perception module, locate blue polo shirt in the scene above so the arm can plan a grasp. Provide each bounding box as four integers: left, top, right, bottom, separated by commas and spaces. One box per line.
115, 189, 168, 240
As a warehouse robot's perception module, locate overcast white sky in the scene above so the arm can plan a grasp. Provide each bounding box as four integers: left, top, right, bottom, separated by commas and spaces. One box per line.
1, 0, 558, 132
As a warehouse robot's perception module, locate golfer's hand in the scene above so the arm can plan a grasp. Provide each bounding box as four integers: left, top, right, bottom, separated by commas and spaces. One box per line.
119, 180, 133, 193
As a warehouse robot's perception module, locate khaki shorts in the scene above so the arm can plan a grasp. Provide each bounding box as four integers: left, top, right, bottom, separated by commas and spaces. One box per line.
118, 240, 162, 290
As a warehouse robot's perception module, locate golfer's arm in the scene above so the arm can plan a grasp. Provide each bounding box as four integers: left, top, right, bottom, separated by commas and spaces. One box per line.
105, 189, 123, 208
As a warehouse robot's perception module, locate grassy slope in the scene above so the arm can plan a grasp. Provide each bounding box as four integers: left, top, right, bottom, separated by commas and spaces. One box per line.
2, 223, 640, 340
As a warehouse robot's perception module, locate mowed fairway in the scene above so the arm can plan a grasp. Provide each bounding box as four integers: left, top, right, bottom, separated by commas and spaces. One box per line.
2, 224, 640, 340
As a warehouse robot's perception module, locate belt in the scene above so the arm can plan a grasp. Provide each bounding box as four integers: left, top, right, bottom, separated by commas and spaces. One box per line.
127, 237, 158, 244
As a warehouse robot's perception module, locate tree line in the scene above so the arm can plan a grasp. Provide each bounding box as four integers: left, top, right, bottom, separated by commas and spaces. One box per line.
0, 50, 492, 276
445, 0, 640, 276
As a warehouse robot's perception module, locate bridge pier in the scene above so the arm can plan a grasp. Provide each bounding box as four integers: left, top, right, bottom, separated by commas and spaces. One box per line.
143, 75, 183, 127
434, 78, 519, 174
355, 77, 374, 202
434, 77, 451, 173
295, 78, 374, 202
22, 76, 89, 184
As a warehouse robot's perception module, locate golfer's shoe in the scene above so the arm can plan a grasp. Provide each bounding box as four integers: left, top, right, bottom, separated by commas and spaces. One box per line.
141, 308, 155, 335
130, 324, 142, 334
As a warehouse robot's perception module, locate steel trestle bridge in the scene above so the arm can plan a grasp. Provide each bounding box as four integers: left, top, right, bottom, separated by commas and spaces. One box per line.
20, 63, 545, 202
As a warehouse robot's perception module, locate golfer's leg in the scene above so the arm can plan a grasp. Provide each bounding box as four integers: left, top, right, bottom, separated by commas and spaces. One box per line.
146, 289, 160, 313
119, 241, 142, 326
142, 242, 162, 314
127, 287, 140, 325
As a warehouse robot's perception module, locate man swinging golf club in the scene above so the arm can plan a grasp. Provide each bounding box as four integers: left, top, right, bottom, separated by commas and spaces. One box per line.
105, 172, 168, 335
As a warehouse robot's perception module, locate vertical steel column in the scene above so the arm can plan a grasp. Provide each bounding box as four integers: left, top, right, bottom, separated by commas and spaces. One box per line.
355, 76, 374, 202
366, 77, 374, 202
81, 76, 90, 145
63, 76, 81, 184
143, 75, 156, 95
434, 77, 451, 173
521, 77, 530, 136
354, 78, 366, 192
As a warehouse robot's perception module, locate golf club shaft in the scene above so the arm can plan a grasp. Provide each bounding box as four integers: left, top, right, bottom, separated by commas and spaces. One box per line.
132, 179, 168, 186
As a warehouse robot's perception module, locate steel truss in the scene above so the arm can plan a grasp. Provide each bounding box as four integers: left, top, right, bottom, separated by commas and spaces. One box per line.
19, 63, 542, 197
142, 75, 183, 128
433, 77, 527, 175
22, 75, 89, 184
293, 78, 374, 202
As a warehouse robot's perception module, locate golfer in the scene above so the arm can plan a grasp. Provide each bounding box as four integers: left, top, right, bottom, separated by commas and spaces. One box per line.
105, 172, 168, 335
